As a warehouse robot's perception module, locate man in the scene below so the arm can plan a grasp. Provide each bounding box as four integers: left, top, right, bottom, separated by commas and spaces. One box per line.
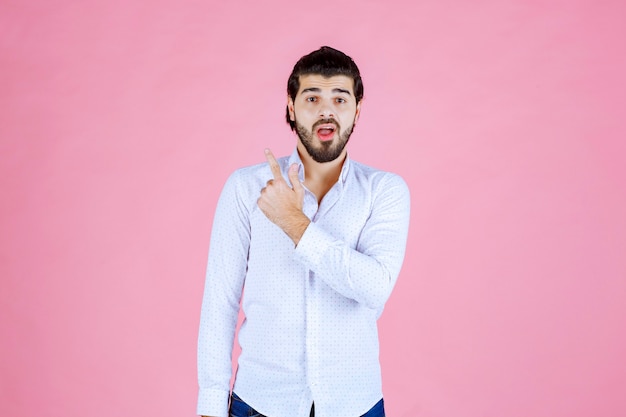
197, 46, 410, 417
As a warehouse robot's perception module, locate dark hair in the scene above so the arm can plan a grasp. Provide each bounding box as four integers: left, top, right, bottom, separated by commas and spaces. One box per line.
286, 46, 364, 130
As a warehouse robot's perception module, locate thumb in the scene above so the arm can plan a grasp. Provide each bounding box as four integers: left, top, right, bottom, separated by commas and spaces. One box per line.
288, 163, 304, 196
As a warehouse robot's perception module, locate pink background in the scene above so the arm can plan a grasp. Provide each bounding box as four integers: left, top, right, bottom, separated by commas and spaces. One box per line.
1, 1, 625, 416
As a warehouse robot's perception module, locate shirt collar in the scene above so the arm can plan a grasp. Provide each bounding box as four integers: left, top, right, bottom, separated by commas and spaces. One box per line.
288, 148, 351, 184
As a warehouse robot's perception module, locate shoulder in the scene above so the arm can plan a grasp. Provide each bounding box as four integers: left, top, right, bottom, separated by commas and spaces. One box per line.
348, 160, 411, 220
226, 158, 277, 184
349, 160, 410, 196
222, 156, 287, 195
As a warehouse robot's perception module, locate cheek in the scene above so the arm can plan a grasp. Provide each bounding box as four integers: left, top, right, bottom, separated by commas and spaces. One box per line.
295, 109, 316, 124
341, 111, 358, 126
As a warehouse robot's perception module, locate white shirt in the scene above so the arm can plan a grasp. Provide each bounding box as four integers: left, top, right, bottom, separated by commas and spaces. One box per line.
197, 149, 410, 417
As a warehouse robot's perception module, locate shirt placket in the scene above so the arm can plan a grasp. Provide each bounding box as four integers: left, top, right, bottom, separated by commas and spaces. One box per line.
302, 183, 342, 403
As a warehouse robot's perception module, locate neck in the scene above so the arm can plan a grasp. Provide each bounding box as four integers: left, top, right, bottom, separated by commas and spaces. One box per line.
297, 144, 346, 203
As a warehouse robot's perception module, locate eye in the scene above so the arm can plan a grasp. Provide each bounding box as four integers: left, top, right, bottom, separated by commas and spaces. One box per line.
336, 97, 346, 104
305, 96, 317, 102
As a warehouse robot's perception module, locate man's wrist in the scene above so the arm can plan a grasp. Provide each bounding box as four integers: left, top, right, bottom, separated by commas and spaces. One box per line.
284, 211, 310, 245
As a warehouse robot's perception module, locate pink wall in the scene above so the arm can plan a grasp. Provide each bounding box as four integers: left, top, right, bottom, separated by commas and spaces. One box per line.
1, 1, 625, 416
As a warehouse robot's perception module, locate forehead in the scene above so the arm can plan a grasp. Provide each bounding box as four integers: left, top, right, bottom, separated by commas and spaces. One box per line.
297, 74, 354, 95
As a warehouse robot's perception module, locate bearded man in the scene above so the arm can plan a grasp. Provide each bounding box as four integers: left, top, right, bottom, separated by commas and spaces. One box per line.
197, 46, 410, 417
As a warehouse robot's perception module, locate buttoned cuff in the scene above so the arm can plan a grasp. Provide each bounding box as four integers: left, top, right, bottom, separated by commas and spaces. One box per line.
294, 222, 336, 269
197, 388, 229, 417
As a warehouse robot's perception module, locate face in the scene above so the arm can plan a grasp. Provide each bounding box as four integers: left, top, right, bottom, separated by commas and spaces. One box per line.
288, 74, 361, 163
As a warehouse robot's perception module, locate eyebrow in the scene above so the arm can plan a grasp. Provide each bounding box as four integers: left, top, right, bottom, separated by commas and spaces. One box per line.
301, 87, 352, 96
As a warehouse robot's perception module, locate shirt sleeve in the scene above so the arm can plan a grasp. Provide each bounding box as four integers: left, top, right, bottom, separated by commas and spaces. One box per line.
197, 171, 250, 417
294, 173, 411, 312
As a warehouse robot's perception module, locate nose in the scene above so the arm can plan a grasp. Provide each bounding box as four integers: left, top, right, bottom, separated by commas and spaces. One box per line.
318, 101, 334, 119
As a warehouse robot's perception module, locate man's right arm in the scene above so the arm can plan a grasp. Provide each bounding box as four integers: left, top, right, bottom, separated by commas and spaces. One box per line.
197, 171, 250, 417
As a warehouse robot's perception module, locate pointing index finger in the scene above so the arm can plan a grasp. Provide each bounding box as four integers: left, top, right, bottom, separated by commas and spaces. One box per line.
265, 148, 282, 180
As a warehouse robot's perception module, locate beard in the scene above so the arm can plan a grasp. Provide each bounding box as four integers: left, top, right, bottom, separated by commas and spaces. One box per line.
295, 118, 355, 163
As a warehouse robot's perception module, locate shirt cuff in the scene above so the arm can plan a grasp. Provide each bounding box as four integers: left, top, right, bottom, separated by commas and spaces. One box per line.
197, 388, 229, 417
294, 222, 335, 269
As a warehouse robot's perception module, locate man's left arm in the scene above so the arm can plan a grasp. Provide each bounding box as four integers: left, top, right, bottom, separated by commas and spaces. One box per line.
294, 173, 410, 311
257, 150, 410, 311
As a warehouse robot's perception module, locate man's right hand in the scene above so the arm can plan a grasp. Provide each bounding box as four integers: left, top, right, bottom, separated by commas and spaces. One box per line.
257, 148, 310, 245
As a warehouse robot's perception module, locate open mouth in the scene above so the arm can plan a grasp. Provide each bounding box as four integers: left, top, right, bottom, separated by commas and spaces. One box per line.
315, 123, 337, 141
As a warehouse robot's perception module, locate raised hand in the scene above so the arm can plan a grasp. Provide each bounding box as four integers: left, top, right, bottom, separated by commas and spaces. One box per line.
257, 148, 310, 245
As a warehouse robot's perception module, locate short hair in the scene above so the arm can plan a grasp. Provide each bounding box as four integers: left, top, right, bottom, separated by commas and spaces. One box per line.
286, 46, 364, 130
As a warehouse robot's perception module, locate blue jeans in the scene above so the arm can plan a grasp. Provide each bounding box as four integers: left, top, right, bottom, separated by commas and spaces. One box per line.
229, 392, 385, 417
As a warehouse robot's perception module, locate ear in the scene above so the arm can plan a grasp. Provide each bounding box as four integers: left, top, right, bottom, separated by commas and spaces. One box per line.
287, 96, 295, 122
355, 100, 362, 123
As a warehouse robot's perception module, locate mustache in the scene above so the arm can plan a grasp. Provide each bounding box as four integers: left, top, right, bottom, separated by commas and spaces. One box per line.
312, 118, 340, 130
